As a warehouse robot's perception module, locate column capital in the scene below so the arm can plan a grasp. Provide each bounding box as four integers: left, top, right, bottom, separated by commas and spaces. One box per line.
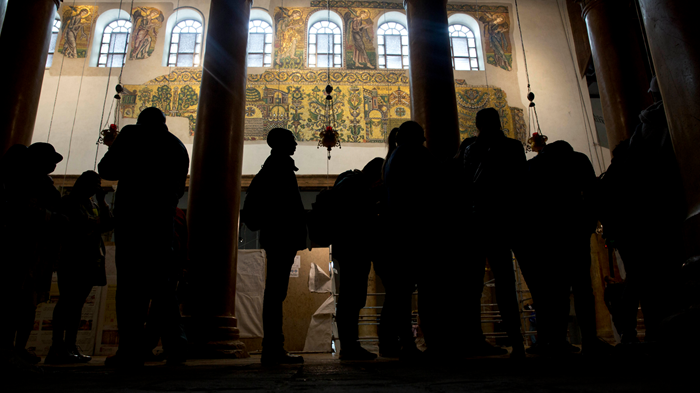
404, 0, 448, 9
574, 0, 605, 18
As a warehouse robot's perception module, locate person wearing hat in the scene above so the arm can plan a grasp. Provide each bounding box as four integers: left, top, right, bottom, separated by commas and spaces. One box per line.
249, 128, 306, 365
98, 107, 189, 367
1, 142, 64, 367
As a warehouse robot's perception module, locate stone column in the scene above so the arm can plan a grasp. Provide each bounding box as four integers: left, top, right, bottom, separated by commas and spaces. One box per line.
186, 0, 251, 358
0, 0, 60, 156
637, 0, 700, 261
404, 0, 460, 160
579, 0, 653, 152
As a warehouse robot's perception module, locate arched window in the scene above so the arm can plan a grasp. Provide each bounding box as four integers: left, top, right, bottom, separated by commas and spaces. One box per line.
98, 19, 132, 67
308, 20, 342, 68
247, 20, 273, 67
449, 24, 479, 71
377, 22, 408, 69
167, 19, 203, 67
47, 19, 61, 67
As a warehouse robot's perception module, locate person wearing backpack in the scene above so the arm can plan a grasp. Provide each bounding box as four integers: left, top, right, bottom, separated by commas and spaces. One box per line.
252, 128, 307, 365
333, 158, 384, 360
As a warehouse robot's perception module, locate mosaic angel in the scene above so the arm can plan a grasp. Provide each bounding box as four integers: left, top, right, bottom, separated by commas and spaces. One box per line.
62, 7, 90, 59
275, 8, 304, 67
479, 13, 512, 71
130, 7, 164, 60
344, 9, 374, 68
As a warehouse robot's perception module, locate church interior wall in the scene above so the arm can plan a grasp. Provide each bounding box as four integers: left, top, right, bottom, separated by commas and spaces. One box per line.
31, 0, 610, 178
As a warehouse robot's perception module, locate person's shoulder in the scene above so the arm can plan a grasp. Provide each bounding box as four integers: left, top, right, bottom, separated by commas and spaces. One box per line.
504, 137, 525, 150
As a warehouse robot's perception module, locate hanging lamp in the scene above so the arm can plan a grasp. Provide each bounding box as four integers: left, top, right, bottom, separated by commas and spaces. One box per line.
317, 0, 340, 159
514, 0, 547, 152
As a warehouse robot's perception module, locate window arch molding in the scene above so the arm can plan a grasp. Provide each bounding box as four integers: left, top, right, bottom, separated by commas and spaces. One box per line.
448, 13, 485, 71
375, 11, 409, 70
247, 8, 274, 68
161, 7, 205, 66
90, 9, 131, 67
307, 9, 344, 68
47, 18, 61, 68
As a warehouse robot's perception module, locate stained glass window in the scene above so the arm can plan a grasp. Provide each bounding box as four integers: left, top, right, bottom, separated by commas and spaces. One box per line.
449, 24, 479, 71
168, 19, 203, 67
248, 20, 273, 67
47, 19, 61, 67
98, 19, 132, 67
377, 22, 408, 70
308, 20, 342, 68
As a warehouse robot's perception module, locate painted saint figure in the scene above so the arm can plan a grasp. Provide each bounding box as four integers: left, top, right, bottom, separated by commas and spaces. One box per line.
346, 9, 373, 68
275, 8, 304, 68
479, 13, 512, 71
130, 8, 164, 60
62, 8, 90, 59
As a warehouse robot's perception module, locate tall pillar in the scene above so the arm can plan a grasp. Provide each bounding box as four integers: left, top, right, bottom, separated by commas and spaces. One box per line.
638, 0, 700, 261
186, 0, 251, 358
579, 0, 653, 152
0, 0, 60, 156
404, 0, 460, 160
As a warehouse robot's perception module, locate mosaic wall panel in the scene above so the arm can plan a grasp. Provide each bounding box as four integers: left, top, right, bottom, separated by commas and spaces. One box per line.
58, 5, 98, 59
129, 7, 164, 60
121, 69, 202, 135
120, 69, 526, 144
308, 2, 515, 71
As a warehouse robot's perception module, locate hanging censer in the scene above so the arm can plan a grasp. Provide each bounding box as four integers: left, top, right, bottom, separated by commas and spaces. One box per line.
318, 84, 341, 159
524, 91, 547, 153
98, 84, 124, 146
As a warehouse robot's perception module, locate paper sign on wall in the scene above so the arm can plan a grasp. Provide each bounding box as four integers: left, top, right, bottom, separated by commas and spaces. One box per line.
290, 255, 301, 277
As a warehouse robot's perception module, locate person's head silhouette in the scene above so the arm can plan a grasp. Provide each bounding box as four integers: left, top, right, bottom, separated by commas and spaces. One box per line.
397, 121, 426, 146
137, 107, 167, 126
72, 170, 102, 199
267, 128, 297, 156
475, 108, 502, 137
362, 157, 384, 183
26, 142, 63, 175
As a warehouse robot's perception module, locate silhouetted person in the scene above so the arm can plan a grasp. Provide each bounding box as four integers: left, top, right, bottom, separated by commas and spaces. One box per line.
461, 108, 526, 357
383, 121, 433, 357
1, 144, 30, 369
525, 140, 612, 356
143, 207, 189, 363
252, 128, 306, 365
1, 143, 64, 368
374, 127, 416, 357
598, 77, 685, 345
333, 158, 384, 361
46, 171, 113, 364
98, 107, 189, 367
381, 127, 399, 181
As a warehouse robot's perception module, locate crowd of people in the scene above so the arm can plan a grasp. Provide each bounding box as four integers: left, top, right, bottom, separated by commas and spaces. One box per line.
247, 89, 686, 363
0, 80, 687, 370
1, 108, 189, 371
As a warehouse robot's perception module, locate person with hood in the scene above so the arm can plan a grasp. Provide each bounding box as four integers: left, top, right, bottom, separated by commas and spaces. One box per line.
461, 107, 526, 357
525, 139, 612, 355
597, 77, 685, 345
251, 128, 306, 365
45, 171, 113, 364
98, 107, 190, 367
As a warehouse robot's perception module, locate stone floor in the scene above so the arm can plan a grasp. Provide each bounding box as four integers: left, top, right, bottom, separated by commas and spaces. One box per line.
4, 351, 694, 393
